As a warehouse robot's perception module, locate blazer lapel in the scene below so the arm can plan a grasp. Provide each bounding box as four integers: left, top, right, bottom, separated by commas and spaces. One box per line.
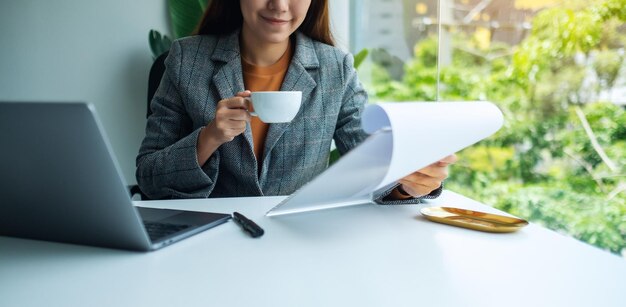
262, 33, 319, 165
210, 31, 255, 154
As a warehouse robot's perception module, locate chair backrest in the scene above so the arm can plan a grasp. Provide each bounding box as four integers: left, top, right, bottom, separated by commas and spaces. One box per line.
131, 51, 169, 200
146, 51, 169, 118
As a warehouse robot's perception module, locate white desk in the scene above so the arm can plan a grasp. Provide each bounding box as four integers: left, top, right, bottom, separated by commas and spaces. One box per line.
1, 191, 625, 307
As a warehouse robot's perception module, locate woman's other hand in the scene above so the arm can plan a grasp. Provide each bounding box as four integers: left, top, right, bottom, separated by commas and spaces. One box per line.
396, 154, 458, 198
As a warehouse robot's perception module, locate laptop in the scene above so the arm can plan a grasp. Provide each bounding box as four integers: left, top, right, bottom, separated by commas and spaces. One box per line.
0, 102, 231, 251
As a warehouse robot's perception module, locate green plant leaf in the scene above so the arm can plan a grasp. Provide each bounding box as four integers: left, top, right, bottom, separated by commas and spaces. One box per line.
328, 148, 340, 165
354, 48, 369, 69
198, 0, 209, 12
169, 0, 209, 38
149, 30, 172, 59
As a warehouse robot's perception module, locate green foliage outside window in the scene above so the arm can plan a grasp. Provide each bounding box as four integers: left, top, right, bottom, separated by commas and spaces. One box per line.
361, 0, 626, 256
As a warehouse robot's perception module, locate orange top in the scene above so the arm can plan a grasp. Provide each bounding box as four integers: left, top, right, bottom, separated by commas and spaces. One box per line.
241, 41, 293, 162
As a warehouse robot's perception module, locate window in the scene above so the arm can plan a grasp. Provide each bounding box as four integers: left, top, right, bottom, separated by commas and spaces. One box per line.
351, 0, 626, 257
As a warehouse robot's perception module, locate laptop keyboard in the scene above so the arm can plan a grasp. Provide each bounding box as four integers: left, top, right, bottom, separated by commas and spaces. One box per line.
143, 222, 191, 241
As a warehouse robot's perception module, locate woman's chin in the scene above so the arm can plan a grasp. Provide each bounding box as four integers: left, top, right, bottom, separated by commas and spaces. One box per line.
259, 31, 293, 44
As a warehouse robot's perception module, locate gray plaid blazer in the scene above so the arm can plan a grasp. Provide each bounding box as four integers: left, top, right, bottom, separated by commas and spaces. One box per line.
136, 30, 435, 203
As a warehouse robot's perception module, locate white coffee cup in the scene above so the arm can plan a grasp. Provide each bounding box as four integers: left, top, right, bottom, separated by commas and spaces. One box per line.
245, 91, 302, 123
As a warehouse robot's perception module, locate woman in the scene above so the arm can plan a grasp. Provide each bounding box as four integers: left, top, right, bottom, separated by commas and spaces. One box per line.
136, 0, 456, 202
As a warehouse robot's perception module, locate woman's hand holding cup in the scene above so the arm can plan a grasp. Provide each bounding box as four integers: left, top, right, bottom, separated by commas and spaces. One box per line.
203, 91, 252, 144
197, 91, 251, 165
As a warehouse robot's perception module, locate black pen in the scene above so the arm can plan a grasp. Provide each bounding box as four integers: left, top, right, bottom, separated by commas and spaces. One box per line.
232, 212, 264, 238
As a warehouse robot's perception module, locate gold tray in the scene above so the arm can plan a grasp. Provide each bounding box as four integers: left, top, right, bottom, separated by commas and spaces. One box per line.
420, 207, 528, 233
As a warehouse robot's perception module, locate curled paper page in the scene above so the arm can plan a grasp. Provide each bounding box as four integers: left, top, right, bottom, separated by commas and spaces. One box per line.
362, 101, 504, 190
266, 101, 504, 217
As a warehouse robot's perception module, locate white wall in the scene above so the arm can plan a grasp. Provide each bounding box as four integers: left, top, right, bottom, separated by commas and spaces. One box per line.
0, 0, 350, 186
0, 0, 169, 184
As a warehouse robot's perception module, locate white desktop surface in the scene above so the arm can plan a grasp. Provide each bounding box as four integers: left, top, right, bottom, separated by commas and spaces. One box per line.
1, 191, 625, 307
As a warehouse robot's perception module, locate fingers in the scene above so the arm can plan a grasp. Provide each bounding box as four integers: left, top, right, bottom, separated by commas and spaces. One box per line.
398, 172, 442, 195
217, 96, 252, 119
398, 180, 437, 197
235, 91, 252, 110
221, 96, 249, 110
436, 154, 458, 166
220, 108, 252, 121
205, 95, 253, 144
236, 90, 252, 98
398, 156, 456, 197
416, 163, 449, 180
214, 114, 248, 130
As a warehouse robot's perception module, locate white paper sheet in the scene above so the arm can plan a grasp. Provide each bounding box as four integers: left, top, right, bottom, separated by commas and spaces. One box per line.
266, 101, 503, 217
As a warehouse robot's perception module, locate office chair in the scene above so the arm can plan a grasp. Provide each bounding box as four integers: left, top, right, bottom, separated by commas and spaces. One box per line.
129, 51, 169, 200
146, 51, 169, 118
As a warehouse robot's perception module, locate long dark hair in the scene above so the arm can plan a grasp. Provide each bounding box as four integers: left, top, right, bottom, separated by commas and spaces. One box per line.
194, 0, 334, 46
